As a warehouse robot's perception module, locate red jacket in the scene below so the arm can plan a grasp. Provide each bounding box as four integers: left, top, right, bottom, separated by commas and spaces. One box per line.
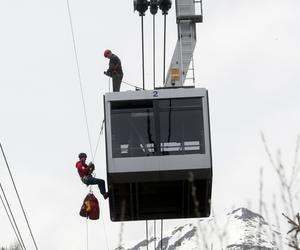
76, 161, 91, 178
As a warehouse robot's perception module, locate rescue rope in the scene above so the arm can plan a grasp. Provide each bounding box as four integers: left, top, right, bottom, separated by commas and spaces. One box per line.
122, 80, 142, 90
93, 119, 105, 160
66, 2, 110, 250
0, 143, 38, 249
117, 200, 126, 249
92, 118, 110, 250
100, 201, 110, 250
86, 217, 89, 250
66, 0, 94, 159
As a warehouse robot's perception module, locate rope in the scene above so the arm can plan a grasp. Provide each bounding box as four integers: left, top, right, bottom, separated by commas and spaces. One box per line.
122, 80, 142, 90
100, 200, 110, 250
92, 119, 105, 160
93, 120, 110, 250
0, 183, 25, 250
86, 217, 89, 250
66, 0, 94, 159
0, 143, 37, 249
66, 3, 112, 250
117, 199, 127, 249
66, 2, 105, 249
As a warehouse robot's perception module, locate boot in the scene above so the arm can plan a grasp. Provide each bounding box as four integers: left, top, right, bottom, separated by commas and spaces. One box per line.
103, 192, 109, 200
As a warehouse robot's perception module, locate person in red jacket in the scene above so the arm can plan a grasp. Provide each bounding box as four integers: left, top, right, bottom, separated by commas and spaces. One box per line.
76, 152, 109, 199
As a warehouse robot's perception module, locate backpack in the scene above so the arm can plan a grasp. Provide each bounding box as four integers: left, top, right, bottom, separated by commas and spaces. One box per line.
79, 193, 100, 220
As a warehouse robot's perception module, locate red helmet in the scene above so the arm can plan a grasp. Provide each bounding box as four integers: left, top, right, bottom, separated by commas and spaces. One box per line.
104, 49, 111, 58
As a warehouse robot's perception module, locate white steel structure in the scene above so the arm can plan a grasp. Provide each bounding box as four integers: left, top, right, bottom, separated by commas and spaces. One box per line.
165, 0, 203, 86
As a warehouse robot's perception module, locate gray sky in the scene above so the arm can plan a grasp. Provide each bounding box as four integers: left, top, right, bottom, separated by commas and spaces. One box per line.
1, 0, 300, 249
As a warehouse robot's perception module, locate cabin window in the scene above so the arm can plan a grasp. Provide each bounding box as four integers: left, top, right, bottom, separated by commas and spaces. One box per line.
110, 97, 205, 158
158, 98, 205, 155
111, 100, 156, 158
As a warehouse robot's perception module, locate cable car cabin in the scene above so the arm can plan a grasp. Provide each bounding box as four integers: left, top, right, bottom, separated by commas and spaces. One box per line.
104, 87, 212, 221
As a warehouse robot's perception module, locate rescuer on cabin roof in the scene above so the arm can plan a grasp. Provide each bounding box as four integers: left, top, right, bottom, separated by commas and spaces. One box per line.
104, 49, 123, 92
76, 152, 109, 200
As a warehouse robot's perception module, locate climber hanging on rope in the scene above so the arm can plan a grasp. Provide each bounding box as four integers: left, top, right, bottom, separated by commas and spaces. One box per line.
103, 49, 123, 92
76, 152, 109, 199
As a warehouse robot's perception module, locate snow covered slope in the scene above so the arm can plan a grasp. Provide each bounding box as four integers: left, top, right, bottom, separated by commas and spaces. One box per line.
115, 207, 280, 250
225, 208, 279, 250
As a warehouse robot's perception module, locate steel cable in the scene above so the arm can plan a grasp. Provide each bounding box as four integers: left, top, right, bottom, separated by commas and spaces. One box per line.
160, 219, 163, 249
0, 184, 25, 250
154, 220, 156, 249
141, 15, 145, 90
0, 143, 37, 249
153, 15, 156, 89
146, 220, 149, 250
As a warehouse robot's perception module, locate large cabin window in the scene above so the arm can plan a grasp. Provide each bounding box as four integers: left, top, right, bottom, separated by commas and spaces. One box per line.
111, 100, 156, 158
158, 98, 205, 155
110, 97, 205, 158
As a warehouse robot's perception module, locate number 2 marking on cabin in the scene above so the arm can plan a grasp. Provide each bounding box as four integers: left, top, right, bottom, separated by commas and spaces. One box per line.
153, 91, 158, 97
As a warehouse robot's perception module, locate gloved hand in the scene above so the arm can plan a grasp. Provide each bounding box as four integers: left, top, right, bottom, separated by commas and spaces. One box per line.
88, 162, 95, 172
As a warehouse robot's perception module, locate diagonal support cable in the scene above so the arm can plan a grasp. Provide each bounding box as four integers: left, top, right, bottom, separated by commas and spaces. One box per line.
0, 143, 38, 249
0, 183, 26, 250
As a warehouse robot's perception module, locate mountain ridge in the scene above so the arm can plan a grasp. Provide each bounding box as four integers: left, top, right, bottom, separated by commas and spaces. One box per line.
115, 207, 280, 250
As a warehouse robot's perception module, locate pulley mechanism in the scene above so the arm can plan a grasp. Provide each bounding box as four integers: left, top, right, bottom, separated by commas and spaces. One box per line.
159, 0, 172, 15
150, 0, 158, 15
134, 0, 149, 16
133, 0, 172, 16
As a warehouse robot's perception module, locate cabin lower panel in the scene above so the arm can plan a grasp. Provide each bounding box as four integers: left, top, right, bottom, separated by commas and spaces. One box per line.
108, 169, 212, 221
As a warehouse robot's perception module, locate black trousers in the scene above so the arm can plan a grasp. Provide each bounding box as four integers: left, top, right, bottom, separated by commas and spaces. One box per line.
112, 73, 123, 92
81, 175, 106, 194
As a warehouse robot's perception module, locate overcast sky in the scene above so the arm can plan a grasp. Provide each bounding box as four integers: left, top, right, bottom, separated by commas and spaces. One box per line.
1, 0, 300, 249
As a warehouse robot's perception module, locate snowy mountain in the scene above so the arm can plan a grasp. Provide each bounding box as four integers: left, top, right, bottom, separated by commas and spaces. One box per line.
115, 222, 201, 250
115, 207, 281, 250
225, 208, 280, 250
